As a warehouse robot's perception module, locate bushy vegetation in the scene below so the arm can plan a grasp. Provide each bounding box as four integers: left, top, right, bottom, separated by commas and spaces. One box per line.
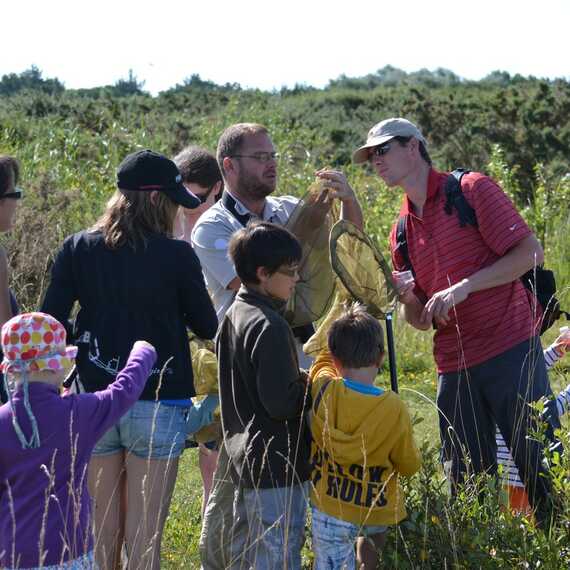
1, 66, 569, 568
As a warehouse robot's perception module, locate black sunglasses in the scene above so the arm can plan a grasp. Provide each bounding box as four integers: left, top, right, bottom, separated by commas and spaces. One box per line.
196, 184, 222, 205
1, 188, 23, 200
369, 143, 392, 159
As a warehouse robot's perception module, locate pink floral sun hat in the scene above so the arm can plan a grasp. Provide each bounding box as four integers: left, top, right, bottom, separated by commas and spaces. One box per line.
1, 312, 77, 374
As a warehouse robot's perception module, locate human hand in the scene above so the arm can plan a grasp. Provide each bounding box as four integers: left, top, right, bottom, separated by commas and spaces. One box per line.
392, 271, 416, 303
315, 168, 357, 203
553, 327, 570, 355
298, 370, 310, 387
421, 280, 471, 327
133, 340, 156, 354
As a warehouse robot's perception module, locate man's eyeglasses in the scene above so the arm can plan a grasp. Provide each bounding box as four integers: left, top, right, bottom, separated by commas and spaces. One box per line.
1, 188, 23, 200
230, 152, 279, 163
368, 143, 392, 159
276, 265, 299, 278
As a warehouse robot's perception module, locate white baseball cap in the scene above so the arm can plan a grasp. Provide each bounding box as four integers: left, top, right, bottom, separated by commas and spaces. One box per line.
352, 118, 427, 164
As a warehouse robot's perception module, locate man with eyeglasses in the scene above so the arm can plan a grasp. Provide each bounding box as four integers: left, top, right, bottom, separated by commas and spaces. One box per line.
192, 123, 362, 568
192, 123, 362, 325
352, 117, 558, 525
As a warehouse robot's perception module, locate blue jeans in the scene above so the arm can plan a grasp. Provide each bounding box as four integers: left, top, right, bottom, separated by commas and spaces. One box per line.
229, 482, 308, 569
311, 507, 388, 570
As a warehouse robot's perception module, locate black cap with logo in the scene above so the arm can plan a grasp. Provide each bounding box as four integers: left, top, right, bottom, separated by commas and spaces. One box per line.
117, 149, 201, 209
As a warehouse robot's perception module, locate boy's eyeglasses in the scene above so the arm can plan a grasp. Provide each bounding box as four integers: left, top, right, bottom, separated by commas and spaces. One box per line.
1, 188, 23, 199
368, 143, 392, 159
276, 265, 299, 278
230, 152, 279, 163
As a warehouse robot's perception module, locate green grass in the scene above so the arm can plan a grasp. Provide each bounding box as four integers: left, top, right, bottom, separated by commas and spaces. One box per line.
162, 451, 203, 568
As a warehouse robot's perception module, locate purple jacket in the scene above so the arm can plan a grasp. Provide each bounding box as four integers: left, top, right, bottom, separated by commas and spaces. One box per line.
0, 342, 156, 568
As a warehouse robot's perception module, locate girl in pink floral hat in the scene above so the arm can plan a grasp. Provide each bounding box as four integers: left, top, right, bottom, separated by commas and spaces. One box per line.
0, 312, 157, 570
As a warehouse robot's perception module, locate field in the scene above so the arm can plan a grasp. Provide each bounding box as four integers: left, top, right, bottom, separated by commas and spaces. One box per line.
1, 69, 570, 568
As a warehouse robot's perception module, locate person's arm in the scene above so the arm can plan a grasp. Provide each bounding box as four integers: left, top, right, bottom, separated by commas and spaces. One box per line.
315, 169, 364, 230
253, 321, 308, 420
420, 176, 542, 326
309, 350, 340, 383
178, 244, 218, 339
421, 235, 543, 326
78, 341, 156, 440
543, 332, 569, 370
0, 246, 13, 326
40, 237, 78, 338
186, 394, 220, 434
401, 294, 432, 331
191, 218, 240, 292
389, 401, 422, 477
389, 226, 431, 331
226, 276, 241, 291
545, 329, 570, 416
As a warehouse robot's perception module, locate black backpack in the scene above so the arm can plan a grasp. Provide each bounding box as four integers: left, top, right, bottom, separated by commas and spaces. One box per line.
395, 169, 569, 335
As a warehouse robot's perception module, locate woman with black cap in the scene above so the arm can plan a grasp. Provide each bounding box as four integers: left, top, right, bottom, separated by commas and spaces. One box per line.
42, 149, 218, 570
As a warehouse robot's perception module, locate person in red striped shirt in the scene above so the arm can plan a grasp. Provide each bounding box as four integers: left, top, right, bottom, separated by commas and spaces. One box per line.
352, 118, 560, 525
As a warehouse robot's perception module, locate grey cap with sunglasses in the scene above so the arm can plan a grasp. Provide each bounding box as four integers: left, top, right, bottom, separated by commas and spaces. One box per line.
352, 118, 428, 164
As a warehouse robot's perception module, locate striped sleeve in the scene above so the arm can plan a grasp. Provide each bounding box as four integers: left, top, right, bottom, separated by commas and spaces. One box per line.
543, 344, 562, 370
555, 385, 570, 417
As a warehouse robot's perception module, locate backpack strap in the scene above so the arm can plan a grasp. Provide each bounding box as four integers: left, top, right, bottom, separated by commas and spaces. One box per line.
395, 169, 475, 274
395, 215, 413, 275
312, 379, 332, 412
443, 169, 478, 228
221, 190, 252, 227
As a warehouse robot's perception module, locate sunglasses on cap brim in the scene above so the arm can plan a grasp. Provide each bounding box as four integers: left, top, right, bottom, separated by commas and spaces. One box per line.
196, 185, 222, 205
2, 187, 23, 200
369, 143, 392, 158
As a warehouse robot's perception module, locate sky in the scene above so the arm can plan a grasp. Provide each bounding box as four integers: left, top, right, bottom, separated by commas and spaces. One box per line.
2, 0, 569, 95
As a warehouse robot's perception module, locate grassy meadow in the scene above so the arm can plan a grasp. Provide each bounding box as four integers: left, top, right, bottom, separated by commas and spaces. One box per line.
1, 72, 570, 567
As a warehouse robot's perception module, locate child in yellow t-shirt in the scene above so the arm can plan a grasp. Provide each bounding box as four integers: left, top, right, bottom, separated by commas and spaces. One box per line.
307, 303, 421, 569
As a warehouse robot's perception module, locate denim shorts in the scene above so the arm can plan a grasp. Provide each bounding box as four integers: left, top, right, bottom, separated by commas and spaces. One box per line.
311, 506, 388, 569
6, 551, 97, 569
93, 400, 191, 460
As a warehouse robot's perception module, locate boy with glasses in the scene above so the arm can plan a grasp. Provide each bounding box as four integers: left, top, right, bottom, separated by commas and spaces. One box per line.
216, 221, 311, 569
192, 122, 363, 568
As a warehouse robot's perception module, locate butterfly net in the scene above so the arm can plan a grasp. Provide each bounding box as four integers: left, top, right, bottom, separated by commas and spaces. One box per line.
283, 180, 338, 328
329, 220, 397, 319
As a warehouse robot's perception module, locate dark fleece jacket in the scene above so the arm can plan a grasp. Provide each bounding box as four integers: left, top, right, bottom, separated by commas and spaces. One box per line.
216, 286, 311, 489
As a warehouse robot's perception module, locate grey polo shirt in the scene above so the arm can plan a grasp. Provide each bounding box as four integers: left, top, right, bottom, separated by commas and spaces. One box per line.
191, 192, 299, 322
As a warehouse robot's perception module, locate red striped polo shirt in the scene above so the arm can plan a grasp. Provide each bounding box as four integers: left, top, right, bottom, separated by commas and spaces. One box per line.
390, 169, 539, 373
